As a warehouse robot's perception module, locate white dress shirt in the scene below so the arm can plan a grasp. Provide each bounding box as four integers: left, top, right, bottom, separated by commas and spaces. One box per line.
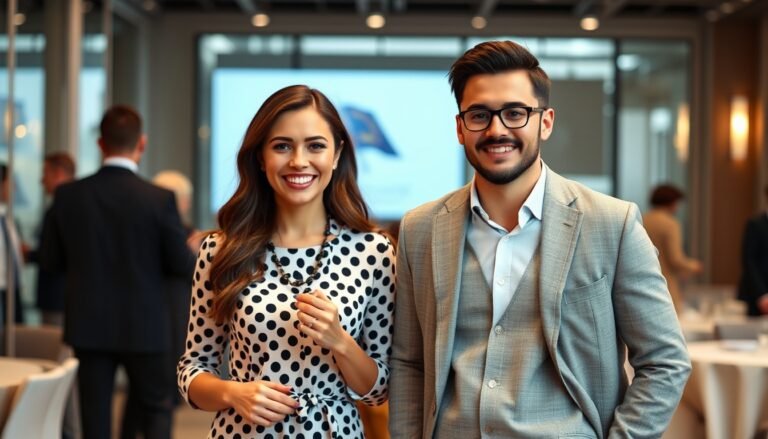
0, 204, 24, 290
103, 156, 139, 173
467, 164, 547, 326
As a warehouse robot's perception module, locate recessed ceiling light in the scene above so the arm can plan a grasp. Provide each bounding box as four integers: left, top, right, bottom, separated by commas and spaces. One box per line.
471, 16, 487, 29
580, 15, 599, 31
366, 13, 386, 29
251, 13, 270, 27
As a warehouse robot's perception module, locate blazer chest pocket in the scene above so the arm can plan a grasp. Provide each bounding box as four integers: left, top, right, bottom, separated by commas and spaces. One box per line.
564, 274, 608, 304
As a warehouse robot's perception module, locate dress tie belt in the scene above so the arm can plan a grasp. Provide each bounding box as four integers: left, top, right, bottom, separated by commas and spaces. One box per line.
291, 390, 351, 437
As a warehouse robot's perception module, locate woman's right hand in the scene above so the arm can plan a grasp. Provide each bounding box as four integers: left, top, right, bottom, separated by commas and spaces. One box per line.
224, 380, 299, 427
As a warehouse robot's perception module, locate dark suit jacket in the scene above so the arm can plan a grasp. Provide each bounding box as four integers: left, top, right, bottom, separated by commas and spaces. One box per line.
40, 165, 194, 352
29, 207, 66, 312
739, 214, 768, 316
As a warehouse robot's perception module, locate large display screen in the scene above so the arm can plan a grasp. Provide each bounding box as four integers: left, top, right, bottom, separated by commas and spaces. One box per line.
210, 68, 466, 220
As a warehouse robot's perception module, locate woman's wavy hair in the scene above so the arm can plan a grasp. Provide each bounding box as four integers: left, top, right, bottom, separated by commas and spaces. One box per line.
208, 85, 376, 323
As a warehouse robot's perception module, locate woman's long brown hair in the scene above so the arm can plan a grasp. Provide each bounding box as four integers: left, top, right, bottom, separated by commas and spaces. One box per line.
208, 85, 376, 323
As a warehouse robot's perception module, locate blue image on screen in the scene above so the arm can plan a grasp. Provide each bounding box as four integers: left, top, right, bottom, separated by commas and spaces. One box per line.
210, 69, 466, 221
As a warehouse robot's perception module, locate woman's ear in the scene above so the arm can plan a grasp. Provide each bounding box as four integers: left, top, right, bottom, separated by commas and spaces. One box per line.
334, 140, 344, 170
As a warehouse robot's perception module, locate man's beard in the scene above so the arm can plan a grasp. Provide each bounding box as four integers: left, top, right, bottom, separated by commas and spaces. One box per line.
465, 131, 541, 185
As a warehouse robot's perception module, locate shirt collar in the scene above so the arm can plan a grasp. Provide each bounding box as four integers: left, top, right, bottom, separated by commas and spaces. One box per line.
470, 162, 547, 232
103, 157, 139, 173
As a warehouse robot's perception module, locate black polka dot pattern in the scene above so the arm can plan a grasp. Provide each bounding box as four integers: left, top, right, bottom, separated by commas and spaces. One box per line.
177, 219, 396, 438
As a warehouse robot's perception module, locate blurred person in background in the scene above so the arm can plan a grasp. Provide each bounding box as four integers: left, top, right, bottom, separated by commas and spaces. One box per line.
738, 185, 768, 316
41, 105, 195, 439
643, 184, 702, 313
25, 152, 76, 326
0, 163, 24, 326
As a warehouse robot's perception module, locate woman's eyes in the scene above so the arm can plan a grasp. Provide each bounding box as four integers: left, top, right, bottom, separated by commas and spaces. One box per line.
270, 142, 327, 151
308, 142, 327, 150
272, 142, 291, 151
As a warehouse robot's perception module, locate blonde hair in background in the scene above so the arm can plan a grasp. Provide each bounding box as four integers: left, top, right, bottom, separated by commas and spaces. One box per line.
153, 170, 193, 224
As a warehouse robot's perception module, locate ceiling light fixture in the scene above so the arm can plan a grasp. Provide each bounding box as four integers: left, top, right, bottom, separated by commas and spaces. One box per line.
251, 13, 270, 27
580, 15, 599, 31
471, 16, 487, 30
366, 13, 386, 29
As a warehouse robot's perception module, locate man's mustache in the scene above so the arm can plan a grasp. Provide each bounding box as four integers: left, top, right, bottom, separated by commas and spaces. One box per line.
476, 137, 523, 150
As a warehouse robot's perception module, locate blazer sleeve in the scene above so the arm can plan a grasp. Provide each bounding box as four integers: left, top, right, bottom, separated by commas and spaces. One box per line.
158, 191, 195, 277
608, 203, 692, 438
388, 214, 426, 437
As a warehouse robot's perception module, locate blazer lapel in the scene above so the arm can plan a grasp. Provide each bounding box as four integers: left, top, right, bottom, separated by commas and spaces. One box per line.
539, 169, 583, 359
432, 185, 470, 403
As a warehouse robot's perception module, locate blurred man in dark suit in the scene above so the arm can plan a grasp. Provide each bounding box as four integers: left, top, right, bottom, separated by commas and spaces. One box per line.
739, 185, 768, 316
41, 105, 194, 439
25, 152, 76, 326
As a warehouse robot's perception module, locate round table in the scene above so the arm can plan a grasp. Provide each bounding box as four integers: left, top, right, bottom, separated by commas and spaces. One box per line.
676, 341, 768, 439
0, 357, 44, 429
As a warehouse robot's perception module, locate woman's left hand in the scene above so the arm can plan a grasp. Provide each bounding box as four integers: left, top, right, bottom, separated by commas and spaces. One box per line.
296, 290, 350, 352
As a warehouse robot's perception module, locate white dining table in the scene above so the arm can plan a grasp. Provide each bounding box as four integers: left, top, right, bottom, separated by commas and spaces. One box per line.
672, 340, 768, 439
0, 357, 44, 430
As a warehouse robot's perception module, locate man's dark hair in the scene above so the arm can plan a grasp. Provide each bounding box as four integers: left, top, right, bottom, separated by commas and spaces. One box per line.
449, 40, 551, 109
44, 152, 76, 177
650, 184, 685, 207
99, 105, 142, 153
0, 163, 7, 183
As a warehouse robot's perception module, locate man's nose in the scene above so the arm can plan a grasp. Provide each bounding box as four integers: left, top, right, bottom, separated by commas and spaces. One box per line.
484, 113, 508, 136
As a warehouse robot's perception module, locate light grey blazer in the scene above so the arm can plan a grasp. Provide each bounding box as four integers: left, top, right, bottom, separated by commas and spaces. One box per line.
389, 167, 692, 439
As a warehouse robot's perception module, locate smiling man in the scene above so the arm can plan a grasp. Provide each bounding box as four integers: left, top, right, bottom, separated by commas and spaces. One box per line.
389, 40, 691, 438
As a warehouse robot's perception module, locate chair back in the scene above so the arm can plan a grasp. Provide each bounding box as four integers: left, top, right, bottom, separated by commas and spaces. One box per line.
714, 320, 761, 340
43, 358, 79, 438
14, 324, 71, 362
0, 358, 79, 439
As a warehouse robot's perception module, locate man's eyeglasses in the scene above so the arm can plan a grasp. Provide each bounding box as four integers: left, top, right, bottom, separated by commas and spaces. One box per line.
458, 106, 546, 132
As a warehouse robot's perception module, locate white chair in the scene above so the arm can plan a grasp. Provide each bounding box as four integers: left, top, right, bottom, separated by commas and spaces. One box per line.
1, 358, 79, 439
2, 324, 81, 439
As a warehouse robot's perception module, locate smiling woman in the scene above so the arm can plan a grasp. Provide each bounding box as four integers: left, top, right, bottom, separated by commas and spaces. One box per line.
176, 85, 396, 439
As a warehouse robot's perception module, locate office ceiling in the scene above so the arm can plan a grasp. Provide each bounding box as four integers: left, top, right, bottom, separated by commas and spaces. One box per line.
140, 0, 763, 21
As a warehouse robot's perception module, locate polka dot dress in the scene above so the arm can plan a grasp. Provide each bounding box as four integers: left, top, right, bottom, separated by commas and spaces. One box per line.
177, 219, 396, 439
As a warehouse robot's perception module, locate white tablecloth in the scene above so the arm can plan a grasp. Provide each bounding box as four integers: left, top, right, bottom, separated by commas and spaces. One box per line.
671, 341, 768, 439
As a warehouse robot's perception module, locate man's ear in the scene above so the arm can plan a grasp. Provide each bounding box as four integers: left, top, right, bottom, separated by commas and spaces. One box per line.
136, 134, 147, 153
539, 108, 555, 141
455, 115, 465, 146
